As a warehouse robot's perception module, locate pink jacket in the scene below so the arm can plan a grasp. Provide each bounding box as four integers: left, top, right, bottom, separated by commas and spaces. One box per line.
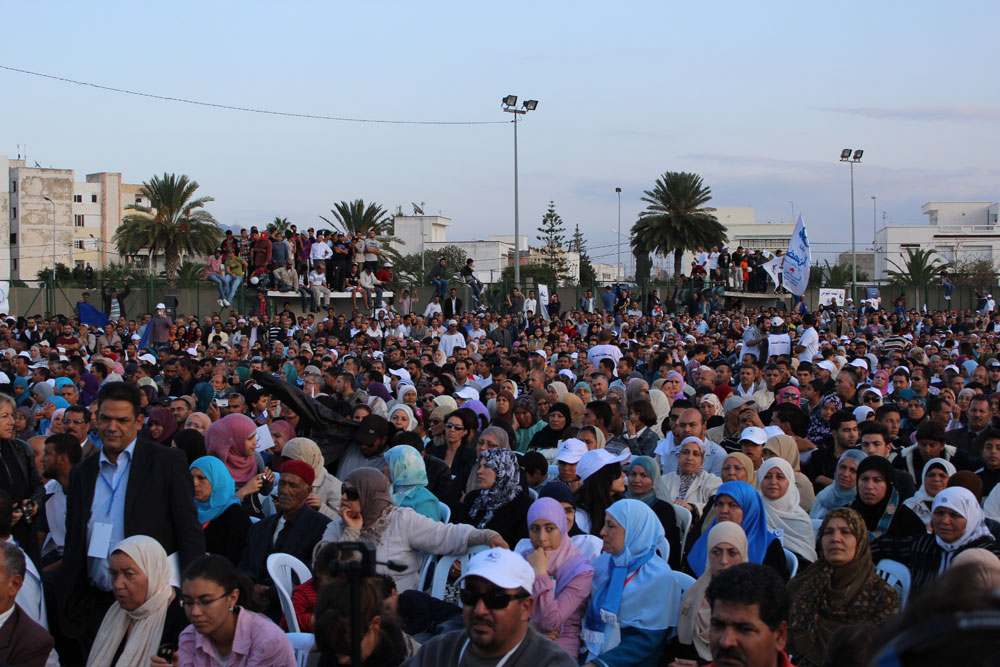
531, 568, 594, 657
177, 607, 296, 667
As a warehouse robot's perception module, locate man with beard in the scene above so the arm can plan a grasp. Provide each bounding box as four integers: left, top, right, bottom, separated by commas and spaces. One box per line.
706, 563, 793, 667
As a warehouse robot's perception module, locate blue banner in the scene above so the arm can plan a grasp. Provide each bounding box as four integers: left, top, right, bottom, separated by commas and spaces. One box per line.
77, 302, 109, 327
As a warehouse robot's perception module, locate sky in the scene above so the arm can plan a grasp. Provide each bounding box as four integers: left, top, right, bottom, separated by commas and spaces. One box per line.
3, 1, 1000, 270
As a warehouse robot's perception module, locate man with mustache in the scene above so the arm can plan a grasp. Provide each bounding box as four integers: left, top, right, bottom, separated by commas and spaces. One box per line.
704, 563, 795, 667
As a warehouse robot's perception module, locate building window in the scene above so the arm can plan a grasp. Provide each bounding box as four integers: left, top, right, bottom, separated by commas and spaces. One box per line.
91, 194, 98, 203
135, 196, 142, 205
9, 234, 15, 246
73, 194, 82, 203
75, 260, 85, 269
74, 215, 85, 227
74, 240, 86, 249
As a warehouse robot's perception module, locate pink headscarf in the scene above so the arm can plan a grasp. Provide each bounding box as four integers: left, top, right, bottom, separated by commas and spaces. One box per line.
206, 414, 258, 486
873, 370, 890, 395
666, 371, 687, 401
517, 497, 593, 596
269, 419, 296, 445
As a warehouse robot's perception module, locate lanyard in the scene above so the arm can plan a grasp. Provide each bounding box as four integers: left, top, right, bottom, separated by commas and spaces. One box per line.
100, 456, 131, 519
458, 636, 524, 667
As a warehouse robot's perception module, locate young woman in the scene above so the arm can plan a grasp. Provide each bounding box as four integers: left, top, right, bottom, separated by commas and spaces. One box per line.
385, 445, 440, 522
205, 413, 274, 518
529, 403, 572, 450
575, 451, 628, 536
758, 458, 817, 565
190, 456, 251, 566
624, 456, 683, 570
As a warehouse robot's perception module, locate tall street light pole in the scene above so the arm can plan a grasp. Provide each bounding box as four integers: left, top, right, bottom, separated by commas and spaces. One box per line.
871, 196, 877, 247
501, 95, 538, 287
839, 149, 863, 302
43, 196, 56, 284
616, 187, 622, 283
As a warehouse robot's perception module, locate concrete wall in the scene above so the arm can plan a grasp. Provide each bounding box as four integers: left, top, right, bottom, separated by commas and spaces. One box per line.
12, 166, 75, 280
0, 156, 9, 281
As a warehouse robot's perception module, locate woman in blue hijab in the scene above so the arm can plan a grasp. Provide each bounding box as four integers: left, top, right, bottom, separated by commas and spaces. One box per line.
189, 456, 250, 565
37, 395, 69, 437
582, 499, 679, 667
12, 377, 30, 407
385, 445, 441, 521
686, 480, 788, 580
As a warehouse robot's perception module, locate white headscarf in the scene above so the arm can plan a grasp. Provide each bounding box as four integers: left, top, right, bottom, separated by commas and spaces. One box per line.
87, 536, 174, 667
757, 458, 818, 561
932, 487, 994, 570
389, 403, 417, 432
904, 457, 956, 526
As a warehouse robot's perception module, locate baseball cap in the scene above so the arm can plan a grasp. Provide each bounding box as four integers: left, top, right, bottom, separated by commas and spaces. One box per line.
723, 395, 756, 414
388, 368, 411, 383
556, 438, 588, 464
448, 319, 458, 326
455, 386, 480, 401
739, 427, 767, 446
771, 317, 784, 327
138, 353, 157, 365
355, 415, 389, 445
457, 547, 534, 595
576, 448, 631, 482
849, 358, 868, 370
156, 303, 165, 310
817, 360, 837, 374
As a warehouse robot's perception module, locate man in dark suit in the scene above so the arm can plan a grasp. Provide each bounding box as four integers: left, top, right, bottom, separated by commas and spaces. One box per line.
946, 393, 991, 461
0, 541, 53, 667
57, 382, 204, 648
238, 460, 329, 615
62, 405, 100, 459
443, 288, 463, 320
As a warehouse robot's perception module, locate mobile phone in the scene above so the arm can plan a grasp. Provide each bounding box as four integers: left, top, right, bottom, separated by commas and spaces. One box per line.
156, 643, 177, 659
215, 398, 229, 408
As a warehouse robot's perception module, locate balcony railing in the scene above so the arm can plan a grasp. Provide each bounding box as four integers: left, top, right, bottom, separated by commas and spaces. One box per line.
935, 224, 997, 234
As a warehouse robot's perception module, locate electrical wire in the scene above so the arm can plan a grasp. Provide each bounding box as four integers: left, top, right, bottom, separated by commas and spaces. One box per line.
0, 64, 508, 126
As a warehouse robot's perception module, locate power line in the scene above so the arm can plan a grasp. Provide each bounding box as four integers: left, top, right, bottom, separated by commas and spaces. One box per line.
0, 64, 508, 126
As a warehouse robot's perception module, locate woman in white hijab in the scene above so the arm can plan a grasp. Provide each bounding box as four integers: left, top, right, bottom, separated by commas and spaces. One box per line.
648, 388, 671, 438
547, 381, 569, 404
366, 396, 389, 419
758, 458, 818, 564
389, 403, 417, 432
88, 535, 181, 667
903, 457, 955, 529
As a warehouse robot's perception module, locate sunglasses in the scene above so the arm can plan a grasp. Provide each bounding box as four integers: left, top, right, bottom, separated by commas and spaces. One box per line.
459, 588, 529, 610
342, 487, 359, 501
864, 396, 882, 403
445, 423, 466, 431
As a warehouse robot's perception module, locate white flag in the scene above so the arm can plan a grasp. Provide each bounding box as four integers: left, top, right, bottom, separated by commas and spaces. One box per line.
782, 215, 811, 296
761, 256, 783, 287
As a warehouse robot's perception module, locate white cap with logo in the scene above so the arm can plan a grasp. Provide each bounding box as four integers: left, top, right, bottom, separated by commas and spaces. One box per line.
457, 547, 535, 594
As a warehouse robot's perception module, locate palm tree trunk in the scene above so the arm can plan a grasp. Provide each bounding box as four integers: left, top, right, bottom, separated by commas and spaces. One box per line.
674, 249, 683, 279
165, 246, 180, 285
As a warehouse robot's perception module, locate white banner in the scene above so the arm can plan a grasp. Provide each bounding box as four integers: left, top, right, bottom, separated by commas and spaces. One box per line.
761, 256, 783, 287
819, 288, 845, 307
767, 333, 792, 358
782, 216, 811, 296
0, 282, 9, 315
537, 284, 551, 321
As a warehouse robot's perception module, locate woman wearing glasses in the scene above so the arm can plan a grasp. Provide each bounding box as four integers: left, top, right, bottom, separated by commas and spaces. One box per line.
154, 555, 295, 666
425, 409, 478, 490
317, 468, 507, 591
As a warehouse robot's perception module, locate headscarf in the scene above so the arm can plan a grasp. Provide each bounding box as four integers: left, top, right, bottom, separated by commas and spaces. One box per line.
86, 536, 174, 667
905, 457, 956, 525
388, 404, 416, 432
574, 382, 593, 405
367, 382, 392, 403
478, 425, 511, 450
45, 408, 65, 436
385, 445, 429, 505
469, 448, 522, 529
344, 467, 395, 542
185, 412, 211, 434
15, 406, 35, 440
513, 394, 538, 425
583, 500, 675, 658
31, 382, 53, 403
367, 396, 389, 419
665, 371, 686, 400
806, 395, 842, 442
561, 392, 586, 426
516, 498, 594, 596
205, 413, 258, 486
764, 434, 803, 472
147, 407, 177, 445
721, 453, 758, 489
139, 385, 158, 409
532, 403, 572, 450
677, 522, 748, 661
625, 379, 649, 407
850, 456, 900, 538
432, 395, 458, 413
788, 508, 900, 664
281, 364, 299, 386
80, 373, 100, 406
811, 449, 868, 520
235, 367, 251, 385
700, 393, 723, 419
648, 389, 671, 437
269, 420, 296, 447
282, 438, 328, 489
757, 458, 817, 561
548, 381, 568, 402
189, 456, 240, 524
172, 428, 207, 466
44, 395, 69, 410
687, 481, 780, 577
776, 386, 801, 406
932, 487, 994, 569
951, 548, 1000, 590
52, 377, 74, 392
873, 370, 890, 395
193, 382, 215, 413
463, 399, 491, 429
625, 456, 670, 505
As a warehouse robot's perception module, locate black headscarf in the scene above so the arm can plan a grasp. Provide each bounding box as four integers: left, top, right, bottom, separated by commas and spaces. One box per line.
528, 403, 571, 450
850, 455, 924, 539
173, 428, 207, 466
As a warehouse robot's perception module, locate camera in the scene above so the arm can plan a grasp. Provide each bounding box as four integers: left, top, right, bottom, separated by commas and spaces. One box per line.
156, 644, 177, 659
19, 499, 36, 518
326, 541, 377, 578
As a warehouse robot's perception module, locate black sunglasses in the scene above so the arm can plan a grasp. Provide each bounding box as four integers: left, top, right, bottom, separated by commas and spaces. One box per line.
459, 588, 529, 610
342, 487, 359, 501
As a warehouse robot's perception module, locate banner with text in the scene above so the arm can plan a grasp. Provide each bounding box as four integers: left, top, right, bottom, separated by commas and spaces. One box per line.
782, 216, 811, 296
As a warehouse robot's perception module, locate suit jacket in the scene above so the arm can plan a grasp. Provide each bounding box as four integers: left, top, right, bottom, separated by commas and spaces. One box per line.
238, 506, 330, 582
946, 425, 987, 461
0, 604, 54, 667
57, 438, 205, 635
81, 437, 99, 459
443, 297, 463, 319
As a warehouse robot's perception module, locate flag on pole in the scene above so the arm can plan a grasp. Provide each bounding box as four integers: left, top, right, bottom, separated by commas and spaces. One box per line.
138, 320, 151, 352
77, 301, 109, 327
782, 215, 811, 296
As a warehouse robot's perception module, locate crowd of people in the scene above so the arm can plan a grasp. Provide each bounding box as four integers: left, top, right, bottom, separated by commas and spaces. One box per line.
0, 262, 999, 667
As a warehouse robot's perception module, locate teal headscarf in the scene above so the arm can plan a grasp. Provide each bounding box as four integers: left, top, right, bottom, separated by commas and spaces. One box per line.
190, 456, 240, 524
386, 445, 429, 504
193, 382, 215, 413
625, 456, 660, 506
52, 377, 74, 392
282, 364, 300, 386
235, 367, 250, 385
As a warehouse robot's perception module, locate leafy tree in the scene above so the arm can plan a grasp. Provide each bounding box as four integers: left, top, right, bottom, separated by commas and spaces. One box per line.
36, 263, 72, 284
947, 257, 995, 287
173, 261, 207, 284
319, 199, 403, 266
266, 217, 292, 237
887, 248, 945, 286
536, 201, 570, 283
630, 172, 727, 279
500, 262, 558, 289
569, 224, 596, 286
114, 173, 222, 282
393, 245, 468, 284
809, 261, 869, 288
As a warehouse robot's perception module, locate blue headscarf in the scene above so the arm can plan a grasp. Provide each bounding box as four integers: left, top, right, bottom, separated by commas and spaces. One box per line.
13, 377, 30, 406
810, 449, 868, 521
385, 445, 429, 504
190, 456, 240, 524
193, 382, 216, 413
583, 499, 677, 658
44, 395, 70, 410
686, 481, 780, 577
52, 377, 74, 392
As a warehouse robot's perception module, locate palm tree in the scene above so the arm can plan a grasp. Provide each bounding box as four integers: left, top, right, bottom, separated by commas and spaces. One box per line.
319, 199, 404, 266
174, 261, 207, 284
114, 173, 222, 282
266, 216, 292, 237
887, 247, 947, 310
630, 172, 727, 279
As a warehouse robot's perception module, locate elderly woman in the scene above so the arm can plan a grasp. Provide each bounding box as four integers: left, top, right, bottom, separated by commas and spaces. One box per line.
786, 508, 901, 667
513, 395, 546, 452
758, 458, 817, 565
458, 448, 533, 545
184, 412, 211, 436
317, 468, 507, 590
282, 437, 342, 519
904, 457, 956, 528
662, 436, 722, 518
547, 381, 569, 404
189, 457, 250, 566
516, 498, 595, 658
810, 449, 868, 520
581, 499, 679, 667
88, 536, 187, 667
385, 444, 440, 521
625, 456, 683, 570
206, 413, 274, 518
763, 434, 815, 511
574, 382, 594, 406
698, 393, 724, 429
674, 523, 748, 664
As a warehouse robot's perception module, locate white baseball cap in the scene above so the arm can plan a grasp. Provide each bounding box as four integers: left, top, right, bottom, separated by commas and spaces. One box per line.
849, 358, 868, 370
457, 547, 535, 594
556, 438, 588, 464
455, 386, 480, 401
739, 427, 768, 446
576, 448, 631, 482
388, 368, 411, 383
817, 360, 837, 374
771, 316, 784, 326
156, 303, 165, 310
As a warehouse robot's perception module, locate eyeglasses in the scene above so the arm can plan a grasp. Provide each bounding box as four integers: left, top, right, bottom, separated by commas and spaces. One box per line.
864, 396, 882, 403
64, 419, 87, 426
459, 588, 529, 609
342, 487, 360, 501
180, 592, 229, 610
445, 423, 466, 431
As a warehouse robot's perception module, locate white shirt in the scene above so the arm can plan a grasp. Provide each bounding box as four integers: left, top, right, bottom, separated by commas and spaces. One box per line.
587, 343, 623, 368
439, 332, 467, 357
524, 298, 538, 314
423, 302, 442, 318
708, 252, 720, 270
310, 242, 333, 261
5, 537, 45, 629
697, 251, 708, 267
43, 479, 67, 556
308, 270, 327, 287
797, 326, 819, 363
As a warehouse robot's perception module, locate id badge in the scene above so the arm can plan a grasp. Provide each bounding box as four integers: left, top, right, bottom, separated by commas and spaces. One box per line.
88, 522, 114, 559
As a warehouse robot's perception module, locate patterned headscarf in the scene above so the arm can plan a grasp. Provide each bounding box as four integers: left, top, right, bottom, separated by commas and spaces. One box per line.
806, 394, 843, 442
385, 445, 429, 505
469, 448, 522, 529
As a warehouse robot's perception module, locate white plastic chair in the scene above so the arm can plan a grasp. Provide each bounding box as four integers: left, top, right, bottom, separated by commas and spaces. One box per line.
438, 501, 452, 523
783, 548, 799, 579
267, 553, 311, 633
876, 558, 911, 605
654, 536, 670, 563
673, 504, 692, 559
285, 632, 315, 667
417, 553, 436, 592
430, 544, 491, 600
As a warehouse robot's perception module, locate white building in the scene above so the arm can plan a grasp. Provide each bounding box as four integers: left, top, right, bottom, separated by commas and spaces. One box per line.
874, 201, 1000, 280
592, 262, 619, 284
679, 207, 795, 271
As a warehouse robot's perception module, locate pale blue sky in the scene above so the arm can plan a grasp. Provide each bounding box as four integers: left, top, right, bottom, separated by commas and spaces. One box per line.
3, 1, 999, 268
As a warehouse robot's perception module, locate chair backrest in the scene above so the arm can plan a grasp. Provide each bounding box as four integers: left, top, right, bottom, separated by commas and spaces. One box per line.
284, 632, 315, 667
528, 487, 539, 501
430, 544, 491, 600
655, 535, 670, 563
417, 553, 436, 592
783, 548, 798, 579
674, 504, 693, 559
267, 553, 311, 633
672, 570, 696, 598
438, 501, 452, 523
875, 558, 911, 605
